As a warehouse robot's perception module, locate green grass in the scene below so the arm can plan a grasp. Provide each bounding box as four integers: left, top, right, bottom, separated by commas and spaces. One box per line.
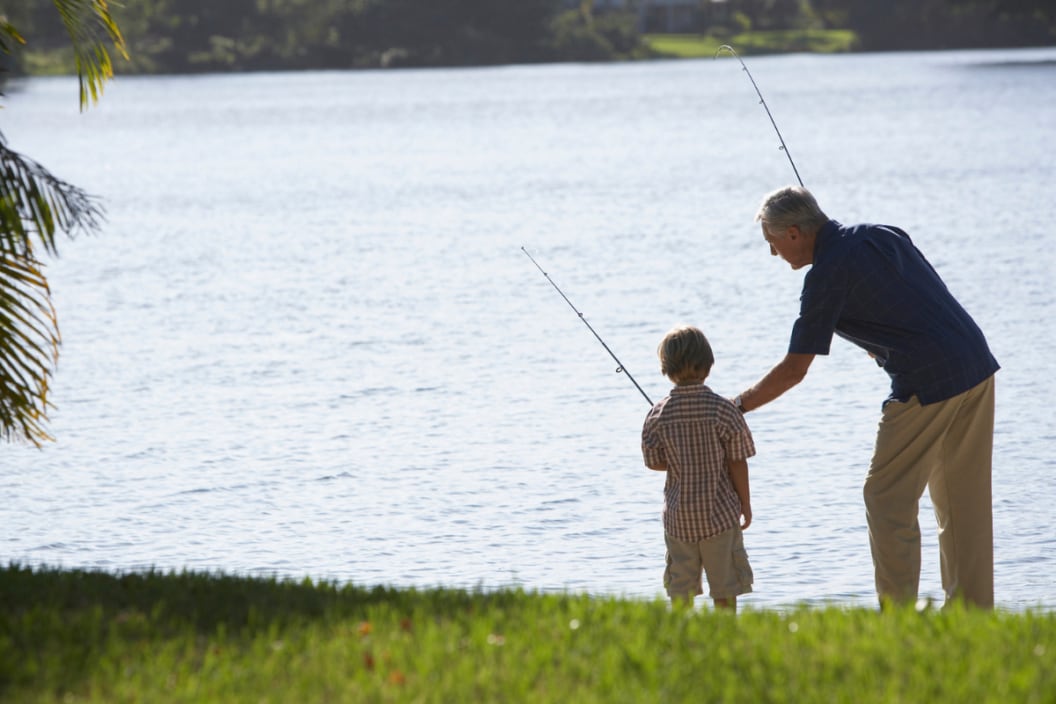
1, 564, 1053, 703
645, 29, 860, 58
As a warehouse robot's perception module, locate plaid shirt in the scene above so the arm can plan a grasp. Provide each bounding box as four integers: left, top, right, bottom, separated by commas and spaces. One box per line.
641, 384, 755, 541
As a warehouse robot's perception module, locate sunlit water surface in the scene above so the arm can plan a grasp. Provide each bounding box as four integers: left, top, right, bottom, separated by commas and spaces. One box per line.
2, 47, 1054, 610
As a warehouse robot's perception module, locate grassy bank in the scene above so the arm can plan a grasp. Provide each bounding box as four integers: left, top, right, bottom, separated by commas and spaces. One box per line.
1, 564, 1053, 702
645, 29, 859, 58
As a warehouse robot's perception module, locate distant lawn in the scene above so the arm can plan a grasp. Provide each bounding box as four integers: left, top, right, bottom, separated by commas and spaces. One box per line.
10, 29, 859, 80
645, 29, 860, 58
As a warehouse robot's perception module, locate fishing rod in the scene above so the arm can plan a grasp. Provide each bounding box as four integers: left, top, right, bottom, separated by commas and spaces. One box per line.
716, 44, 804, 187
521, 246, 653, 406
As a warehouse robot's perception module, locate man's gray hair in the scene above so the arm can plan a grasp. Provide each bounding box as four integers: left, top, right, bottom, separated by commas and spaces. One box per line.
755, 186, 829, 233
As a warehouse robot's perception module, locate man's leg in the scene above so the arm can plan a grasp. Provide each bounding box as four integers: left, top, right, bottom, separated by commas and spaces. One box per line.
864, 397, 941, 605
927, 376, 995, 609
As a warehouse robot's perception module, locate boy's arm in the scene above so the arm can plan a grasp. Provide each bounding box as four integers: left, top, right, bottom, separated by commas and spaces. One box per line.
727, 458, 751, 529
645, 457, 667, 471
642, 415, 667, 471
642, 437, 668, 471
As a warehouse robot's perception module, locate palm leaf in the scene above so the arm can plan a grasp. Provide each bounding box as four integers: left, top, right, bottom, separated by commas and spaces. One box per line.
52, 0, 128, 109
0, 2, 120, 444
0, 132, 103, 445
0, 131, 104, 257
0, 253, 59, 446
0, 18, 27, 55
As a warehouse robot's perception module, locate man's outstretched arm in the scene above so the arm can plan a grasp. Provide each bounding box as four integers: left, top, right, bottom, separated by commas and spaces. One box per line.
738, 353, 815, 412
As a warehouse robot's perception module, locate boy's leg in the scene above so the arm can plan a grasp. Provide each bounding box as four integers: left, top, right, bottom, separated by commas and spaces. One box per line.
664, 533, 703, 605
864, 397, 942, 605
700, 526, 752, 609
926, 376, 995, 609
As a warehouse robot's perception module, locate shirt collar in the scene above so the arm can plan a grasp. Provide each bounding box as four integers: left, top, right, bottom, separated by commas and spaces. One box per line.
670, 383, 711, 394
813, 219, 842, 262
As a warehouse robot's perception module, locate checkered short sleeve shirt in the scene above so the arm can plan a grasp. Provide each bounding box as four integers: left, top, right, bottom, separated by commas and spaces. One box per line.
641, 384, 755, 542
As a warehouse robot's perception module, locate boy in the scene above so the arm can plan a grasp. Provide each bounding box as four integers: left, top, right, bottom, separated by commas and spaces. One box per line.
642, 325, 755, 611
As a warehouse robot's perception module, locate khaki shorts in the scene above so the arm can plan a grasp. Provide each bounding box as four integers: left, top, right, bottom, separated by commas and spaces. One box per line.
664, 527, 753, 601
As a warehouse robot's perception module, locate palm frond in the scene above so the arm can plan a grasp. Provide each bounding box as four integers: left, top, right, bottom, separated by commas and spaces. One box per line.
0, 3, 121, 445
0, 253, 58, 446
0, 131, 104, 445
0, 18, 27, 55
0, 130, 104, 257
53, 0, 128, 109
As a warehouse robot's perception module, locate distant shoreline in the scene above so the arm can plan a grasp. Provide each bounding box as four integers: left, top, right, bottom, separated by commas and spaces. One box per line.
11, 29, 1056, 80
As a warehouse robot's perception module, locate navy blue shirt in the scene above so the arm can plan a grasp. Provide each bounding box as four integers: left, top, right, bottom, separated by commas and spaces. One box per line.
789, 220, 999, 405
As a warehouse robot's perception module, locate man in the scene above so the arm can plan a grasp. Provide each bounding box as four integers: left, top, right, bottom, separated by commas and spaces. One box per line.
732, 186, 999, 609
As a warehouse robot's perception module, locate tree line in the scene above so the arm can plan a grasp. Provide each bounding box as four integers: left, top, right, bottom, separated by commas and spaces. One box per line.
2, 0, 645, 74
827, 0, 1054, 51
2, 0, 1054, 77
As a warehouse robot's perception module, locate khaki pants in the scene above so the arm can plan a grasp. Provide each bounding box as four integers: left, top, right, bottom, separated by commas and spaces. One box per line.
864, 375, 995, 608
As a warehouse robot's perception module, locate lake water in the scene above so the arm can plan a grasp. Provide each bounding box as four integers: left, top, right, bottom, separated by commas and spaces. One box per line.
2, 47, 1054, 610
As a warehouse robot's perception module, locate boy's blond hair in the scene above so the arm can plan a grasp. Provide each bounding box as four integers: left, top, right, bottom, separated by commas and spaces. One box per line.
658, 325, 714, 384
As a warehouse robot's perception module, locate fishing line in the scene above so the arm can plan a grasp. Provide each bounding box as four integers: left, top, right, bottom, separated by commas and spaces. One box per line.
521, 246, 653, 406
717, 44, 804, 187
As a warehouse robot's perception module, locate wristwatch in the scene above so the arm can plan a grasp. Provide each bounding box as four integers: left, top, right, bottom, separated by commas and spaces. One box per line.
734, 395, 746, 413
